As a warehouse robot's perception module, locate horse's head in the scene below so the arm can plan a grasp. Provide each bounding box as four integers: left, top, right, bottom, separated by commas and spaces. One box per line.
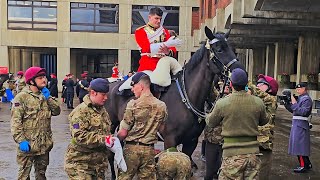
204, 26, 245, 75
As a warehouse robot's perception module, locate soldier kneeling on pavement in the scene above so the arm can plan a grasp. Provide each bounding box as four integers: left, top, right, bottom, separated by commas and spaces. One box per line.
155, 147, 192, 180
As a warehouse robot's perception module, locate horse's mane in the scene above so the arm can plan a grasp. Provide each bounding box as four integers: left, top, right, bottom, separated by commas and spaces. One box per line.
185, 43, 207, 70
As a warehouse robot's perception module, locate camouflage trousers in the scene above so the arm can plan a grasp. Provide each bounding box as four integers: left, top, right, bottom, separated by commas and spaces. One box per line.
64, 147, 109, 180
156, 152, 192, 180
118, 144, 156, 180
219, 154, 261, 180
17, 152, 49, 180
258, 150, 272, 180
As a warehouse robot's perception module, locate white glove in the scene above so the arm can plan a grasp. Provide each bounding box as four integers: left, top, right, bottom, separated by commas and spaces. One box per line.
163, 36, 183, 47
150, 43, 163, 57
109, 137, 127, 172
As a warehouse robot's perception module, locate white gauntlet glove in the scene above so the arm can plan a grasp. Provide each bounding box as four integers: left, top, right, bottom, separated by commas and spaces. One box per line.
163, 36, 183, 47
109, 137, 127, 172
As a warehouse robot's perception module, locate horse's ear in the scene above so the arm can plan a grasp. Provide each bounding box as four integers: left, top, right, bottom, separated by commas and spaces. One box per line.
224, 29, 231, 39
205, 26, 214, 40
212, 28, 216, 34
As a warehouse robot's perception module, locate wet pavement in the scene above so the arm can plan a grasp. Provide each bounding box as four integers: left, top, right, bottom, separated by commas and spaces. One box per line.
0, 101, 320, 180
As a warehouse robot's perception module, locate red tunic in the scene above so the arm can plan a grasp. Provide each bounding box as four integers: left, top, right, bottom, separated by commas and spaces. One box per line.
135, 25, 177, 72
111, 66, 119, 78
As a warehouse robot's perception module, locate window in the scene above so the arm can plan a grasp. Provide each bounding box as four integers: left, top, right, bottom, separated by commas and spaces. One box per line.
87, 50, 118, 77
131, 5, 179, 34
7, 0, 57, 30
70, 2, 119, 33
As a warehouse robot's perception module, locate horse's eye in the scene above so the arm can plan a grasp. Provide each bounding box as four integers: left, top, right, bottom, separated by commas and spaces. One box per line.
216, 47, 223, 53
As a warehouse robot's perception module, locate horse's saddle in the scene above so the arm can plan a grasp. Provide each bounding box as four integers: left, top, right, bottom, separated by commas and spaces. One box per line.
117, 70, 172, 97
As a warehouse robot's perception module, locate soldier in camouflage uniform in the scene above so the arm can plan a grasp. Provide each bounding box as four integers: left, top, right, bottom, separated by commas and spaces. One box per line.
11, 67, 61, 180
15, 71, 26, 95
206, 68, 268, 180
248, 74, 278, 180
117, 72, 168, 180
156, 147, 192, 180
64, 78, 116, 180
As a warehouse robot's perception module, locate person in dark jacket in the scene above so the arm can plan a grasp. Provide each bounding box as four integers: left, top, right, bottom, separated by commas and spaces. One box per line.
283, 83, 313, 173
76, 73, 89, 103
48, 73, 58, 98
61, 75, 68, 104
65, 73, 76, 109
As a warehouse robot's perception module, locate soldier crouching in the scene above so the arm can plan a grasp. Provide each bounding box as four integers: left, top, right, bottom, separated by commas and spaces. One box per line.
156, 147, 192, 180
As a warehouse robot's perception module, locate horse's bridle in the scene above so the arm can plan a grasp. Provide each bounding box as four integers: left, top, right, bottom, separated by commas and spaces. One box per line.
208, 39, 238, 98
174, 39, 238, 120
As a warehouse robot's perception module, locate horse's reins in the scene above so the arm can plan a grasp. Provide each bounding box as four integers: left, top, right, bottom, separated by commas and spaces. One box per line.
174, 39, 238, 120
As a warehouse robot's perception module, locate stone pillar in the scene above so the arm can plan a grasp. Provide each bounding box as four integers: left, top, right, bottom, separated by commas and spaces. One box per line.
118, 3, 131, 75
32, 51, 41, 66
297, 33, 320, 89
265, 46, 269, 76
118, 49, 130, 75
21, 49, 32, 71
245, 49, 250, 72
57, 48, 70, 92
265, 45, 275, 77
0, 46, 9, 68
248, 49, 253, 81
251, 48, 266, 82
296, 37, 303, 84
57, 1, 69, 32
178, 52, 191, 65
8, 48, 21, 73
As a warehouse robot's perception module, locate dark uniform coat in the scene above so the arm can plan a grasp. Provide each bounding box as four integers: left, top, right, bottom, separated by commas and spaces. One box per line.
48, 78, 58, 98
285, 93, 312, 156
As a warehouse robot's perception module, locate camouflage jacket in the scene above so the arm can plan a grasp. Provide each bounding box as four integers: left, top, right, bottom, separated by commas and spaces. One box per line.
11, 86, 61, 155
204, 87, 224, 144
120, 93, 168, 145
204, 125, 223, 144
156, 151, 191, 179
15, 78, 26, 94
249, 84, 278, 150
67, 95, 112, 155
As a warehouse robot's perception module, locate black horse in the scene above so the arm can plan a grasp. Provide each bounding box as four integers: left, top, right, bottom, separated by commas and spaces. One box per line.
105, 26, 245, 179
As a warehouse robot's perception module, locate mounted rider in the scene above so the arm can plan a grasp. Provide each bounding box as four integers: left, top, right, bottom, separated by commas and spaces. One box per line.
119, 7, 182, 92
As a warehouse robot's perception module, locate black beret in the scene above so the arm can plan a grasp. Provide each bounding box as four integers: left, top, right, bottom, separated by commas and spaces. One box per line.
231, 68, 248, 86
296, 82, 307, 88
89, 78, 110, 93
131, 72, 148, 86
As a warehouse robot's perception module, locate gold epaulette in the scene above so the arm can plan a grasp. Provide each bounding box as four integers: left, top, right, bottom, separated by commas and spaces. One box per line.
136, 25, 147, 30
